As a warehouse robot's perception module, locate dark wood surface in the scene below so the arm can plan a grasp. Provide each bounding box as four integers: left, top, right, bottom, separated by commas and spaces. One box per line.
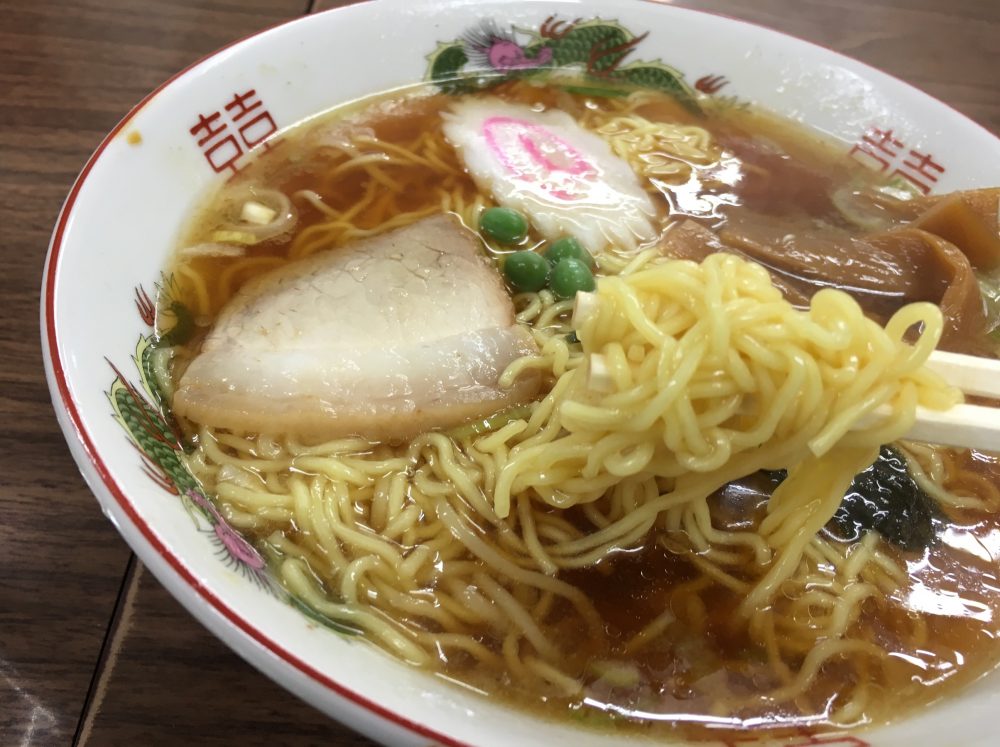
1, 0, 997, 745
0, 1, 340, 744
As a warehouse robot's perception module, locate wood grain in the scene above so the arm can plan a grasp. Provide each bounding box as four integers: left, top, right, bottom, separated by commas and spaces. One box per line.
3, 1, 999, 746
309, 0, 1000, 134
647, 0, 1000, 135
0, 0, 306, 744
76, 563, 375, 746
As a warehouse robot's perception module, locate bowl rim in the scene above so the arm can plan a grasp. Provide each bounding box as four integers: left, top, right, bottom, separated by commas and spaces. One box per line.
40, 4, 469, 744
40, 1, 1000, 745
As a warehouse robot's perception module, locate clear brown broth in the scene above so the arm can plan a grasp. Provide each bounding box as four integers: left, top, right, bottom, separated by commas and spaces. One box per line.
166, 82, 1000, 741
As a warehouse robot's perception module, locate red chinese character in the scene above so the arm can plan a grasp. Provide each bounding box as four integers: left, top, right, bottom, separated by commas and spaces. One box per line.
237, 111, 278, 148
849, 127, 904, 171
224, 89, 277, 149
190, 110, 245, 173
891, 148, 945, 194
224, 89, 264, 121
189, 111, 227, 146
713, 738, 763, 747
202, 134, 244, 174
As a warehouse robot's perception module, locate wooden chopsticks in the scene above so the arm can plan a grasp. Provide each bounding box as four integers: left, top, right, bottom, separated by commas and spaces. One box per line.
858, 351, 1000, 451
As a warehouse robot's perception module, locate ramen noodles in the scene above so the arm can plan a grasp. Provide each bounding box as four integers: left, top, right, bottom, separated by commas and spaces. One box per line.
158, 80, 1000, 741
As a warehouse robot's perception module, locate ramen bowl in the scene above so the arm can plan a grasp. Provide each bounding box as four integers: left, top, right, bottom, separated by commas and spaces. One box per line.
42, 0, 1000, 745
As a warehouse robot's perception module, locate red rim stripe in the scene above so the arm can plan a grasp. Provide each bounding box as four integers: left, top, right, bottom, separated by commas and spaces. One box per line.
42, 5, 999, 747
42, 7, 466, 747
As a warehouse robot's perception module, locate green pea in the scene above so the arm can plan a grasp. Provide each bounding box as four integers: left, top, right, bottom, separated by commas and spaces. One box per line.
550, 257, 595, 299
544, 236, 593, 268
480, 207, 528, 244
504, 251, 549, 292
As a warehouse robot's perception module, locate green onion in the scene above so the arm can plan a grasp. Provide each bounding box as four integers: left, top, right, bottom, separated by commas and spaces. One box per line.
447, 404, 534, 441
210, 229, 259, 245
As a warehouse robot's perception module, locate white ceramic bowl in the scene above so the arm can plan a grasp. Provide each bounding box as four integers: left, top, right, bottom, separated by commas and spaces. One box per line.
42, 1, 1000, 745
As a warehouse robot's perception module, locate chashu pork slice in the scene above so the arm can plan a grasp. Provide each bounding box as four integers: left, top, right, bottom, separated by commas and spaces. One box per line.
173, 214, 540, 441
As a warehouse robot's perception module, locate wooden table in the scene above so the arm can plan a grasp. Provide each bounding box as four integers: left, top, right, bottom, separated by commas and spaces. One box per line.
1, 0, 997, 744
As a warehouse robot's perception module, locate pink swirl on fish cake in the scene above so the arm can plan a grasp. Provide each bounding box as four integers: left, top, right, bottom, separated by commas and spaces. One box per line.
482, 116, 599, 202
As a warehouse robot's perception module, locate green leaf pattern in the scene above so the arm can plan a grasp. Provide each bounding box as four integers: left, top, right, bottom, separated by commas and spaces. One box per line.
105, 19, 715, 643
105, 292, 357, 636
425, 15, 703, 113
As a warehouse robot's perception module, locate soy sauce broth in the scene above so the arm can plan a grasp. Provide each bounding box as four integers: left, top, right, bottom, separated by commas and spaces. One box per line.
165, 80, 879, 327
162, 81, 1000, 742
